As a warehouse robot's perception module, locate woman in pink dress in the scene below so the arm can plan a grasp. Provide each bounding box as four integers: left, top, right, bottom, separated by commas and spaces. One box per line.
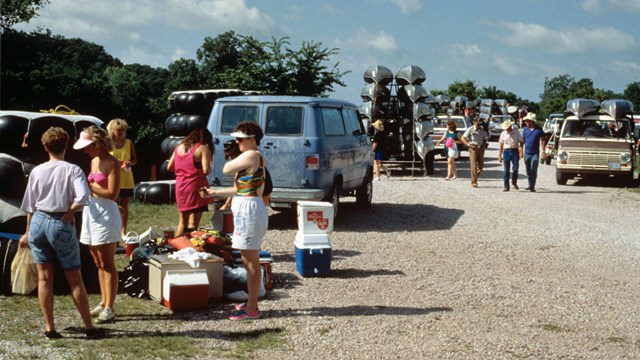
167, 128, 214, 236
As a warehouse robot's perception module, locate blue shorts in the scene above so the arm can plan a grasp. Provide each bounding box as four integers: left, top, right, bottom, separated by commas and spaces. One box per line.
28, 211, 81, 271
374, 150, 385, 161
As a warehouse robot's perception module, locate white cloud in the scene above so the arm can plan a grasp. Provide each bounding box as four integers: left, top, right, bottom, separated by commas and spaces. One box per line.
389, 0, 422, 14
492, 56, 522, 76
611, 0, 640, 13
610, 59, 640, 72
341, 27, 398, 53
581, 0, 603, 12
448, 44, 482, 58
500, 22, 635, 54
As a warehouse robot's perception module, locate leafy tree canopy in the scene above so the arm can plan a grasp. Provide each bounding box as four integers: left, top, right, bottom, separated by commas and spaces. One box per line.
0, 0, 50, 30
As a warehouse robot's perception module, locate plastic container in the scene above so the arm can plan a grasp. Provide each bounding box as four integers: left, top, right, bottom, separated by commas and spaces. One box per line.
294, 242, 332, 277
297, 201, 334, 234
162, 270, 209, 311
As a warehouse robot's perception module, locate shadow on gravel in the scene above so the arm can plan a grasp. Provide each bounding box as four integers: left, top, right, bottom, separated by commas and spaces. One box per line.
329, 268, 405, 278
270, 249, 361, 264
336, 203, 463, 233
264, 305, 452, 318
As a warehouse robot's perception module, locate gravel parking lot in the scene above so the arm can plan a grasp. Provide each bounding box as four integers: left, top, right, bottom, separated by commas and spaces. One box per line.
254, 145, 640, 359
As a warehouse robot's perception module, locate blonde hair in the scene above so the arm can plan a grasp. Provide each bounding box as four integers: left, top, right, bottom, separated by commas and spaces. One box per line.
84, 125, 113, 152
107, 118, 128, 138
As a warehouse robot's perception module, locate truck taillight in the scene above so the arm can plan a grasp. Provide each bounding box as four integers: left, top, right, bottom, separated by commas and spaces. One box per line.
306, 155, 319, 170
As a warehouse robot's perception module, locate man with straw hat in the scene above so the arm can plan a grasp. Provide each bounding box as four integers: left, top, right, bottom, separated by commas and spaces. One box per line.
521, 113, 546, 192
497, 120, 524, 192
461, 116, 487, 188
371, 120, 389, 180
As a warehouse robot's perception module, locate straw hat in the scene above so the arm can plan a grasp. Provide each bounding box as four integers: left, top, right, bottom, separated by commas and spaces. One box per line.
501, 120, 513, 130
372, 120, 384, 131
524, 112, 537, 122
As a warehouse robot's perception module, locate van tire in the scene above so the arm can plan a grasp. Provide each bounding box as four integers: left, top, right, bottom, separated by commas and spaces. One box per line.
325, 182, 341, 220
555, 169, 568, 185
356, 172, 373, 208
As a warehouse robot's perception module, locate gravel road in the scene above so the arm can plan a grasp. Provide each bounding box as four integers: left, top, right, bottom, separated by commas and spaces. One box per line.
252, 145, 640, 359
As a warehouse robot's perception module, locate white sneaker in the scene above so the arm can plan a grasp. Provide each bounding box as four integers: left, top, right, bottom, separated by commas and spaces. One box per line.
96, 307, 115, 323
90, 304, 104, 317
374, 176, 380, 181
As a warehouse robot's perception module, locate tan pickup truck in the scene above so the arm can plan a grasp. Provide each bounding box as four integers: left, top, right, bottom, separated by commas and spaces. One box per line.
555, 98, 637, 186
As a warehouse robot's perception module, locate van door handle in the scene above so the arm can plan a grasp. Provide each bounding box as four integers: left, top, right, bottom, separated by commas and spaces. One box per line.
264, 142, 276, 149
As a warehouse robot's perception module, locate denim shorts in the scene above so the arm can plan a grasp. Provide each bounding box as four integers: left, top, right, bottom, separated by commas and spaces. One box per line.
28, 211, 81, 270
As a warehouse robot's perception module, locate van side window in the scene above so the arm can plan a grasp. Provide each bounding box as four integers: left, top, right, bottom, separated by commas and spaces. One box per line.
265, 107, 303, 135
343, 108, 363, 135
221, 106, 259, 134
321, 108, 345, 136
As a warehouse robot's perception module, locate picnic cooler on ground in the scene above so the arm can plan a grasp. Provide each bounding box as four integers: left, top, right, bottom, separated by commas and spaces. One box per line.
162, 270, 209, 311
294, 231, 332, 277
148, 253, 223, 303
296, 201, 334, 234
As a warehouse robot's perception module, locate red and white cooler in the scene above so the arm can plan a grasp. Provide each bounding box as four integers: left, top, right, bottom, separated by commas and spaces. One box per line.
296, 201, 334, 234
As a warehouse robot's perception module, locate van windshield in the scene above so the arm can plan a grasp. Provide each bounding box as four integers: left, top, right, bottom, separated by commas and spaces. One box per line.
265, 107, 303, 135
562, 119, 631, 139
221, 106, 259, 134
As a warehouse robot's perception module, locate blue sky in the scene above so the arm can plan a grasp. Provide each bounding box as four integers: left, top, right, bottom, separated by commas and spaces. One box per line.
16, 0, 640, 106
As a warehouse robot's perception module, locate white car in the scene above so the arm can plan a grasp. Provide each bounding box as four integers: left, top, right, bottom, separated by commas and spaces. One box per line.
429, 115, 472, 156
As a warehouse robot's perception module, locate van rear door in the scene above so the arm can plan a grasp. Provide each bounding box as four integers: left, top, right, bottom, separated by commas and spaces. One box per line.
261, 105, 307, 189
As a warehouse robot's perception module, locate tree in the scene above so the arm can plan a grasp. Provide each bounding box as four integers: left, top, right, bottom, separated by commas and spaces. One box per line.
623, 82, 640, 108
0, 0, 50, 30
447, 80, 477, 101
286, 41, 347, 96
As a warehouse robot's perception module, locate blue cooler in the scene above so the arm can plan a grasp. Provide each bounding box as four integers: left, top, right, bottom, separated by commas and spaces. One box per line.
294, 231, 331, 277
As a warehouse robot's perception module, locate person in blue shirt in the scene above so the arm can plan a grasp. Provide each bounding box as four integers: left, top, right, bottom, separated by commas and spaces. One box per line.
521, 113, 547, 192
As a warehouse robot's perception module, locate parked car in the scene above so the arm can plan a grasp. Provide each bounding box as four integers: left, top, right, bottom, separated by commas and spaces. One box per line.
542, 113, 565, 165
487, 115, 516, 141
555, 99, 637, 186
429, 115, 472, 157
206, 96, 373, 220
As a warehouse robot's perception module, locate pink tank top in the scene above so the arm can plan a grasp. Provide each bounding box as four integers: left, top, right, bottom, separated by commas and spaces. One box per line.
174, 143, 211, 212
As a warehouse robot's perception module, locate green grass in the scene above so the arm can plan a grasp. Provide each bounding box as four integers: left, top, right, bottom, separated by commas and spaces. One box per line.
127, 202, 178, 234
0, 202, 289, 359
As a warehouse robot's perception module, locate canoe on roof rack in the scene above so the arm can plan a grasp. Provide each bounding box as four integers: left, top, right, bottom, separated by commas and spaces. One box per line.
565, 98, 600, 118
363, 65, 394, 86
395, 65, 426, 86
600, 99, 634, 119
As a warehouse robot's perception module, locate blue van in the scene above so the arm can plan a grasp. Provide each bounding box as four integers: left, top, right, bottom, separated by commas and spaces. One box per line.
206, 96, 373, 218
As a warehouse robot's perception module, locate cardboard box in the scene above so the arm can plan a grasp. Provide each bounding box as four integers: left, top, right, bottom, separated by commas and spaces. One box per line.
294, 241, 332, 277
297, 201, 334, 234
148, 253, 223, 303
163, 270, 209, 311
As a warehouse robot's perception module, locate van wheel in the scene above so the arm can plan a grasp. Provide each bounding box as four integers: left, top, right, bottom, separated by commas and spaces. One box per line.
555, 169, 568, 185
324, 183, 340, 219
356, 173, 373, 208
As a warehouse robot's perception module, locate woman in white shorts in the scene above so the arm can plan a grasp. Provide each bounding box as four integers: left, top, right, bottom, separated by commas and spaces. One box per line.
202, 122, 268, 320
74, 126, 121, 323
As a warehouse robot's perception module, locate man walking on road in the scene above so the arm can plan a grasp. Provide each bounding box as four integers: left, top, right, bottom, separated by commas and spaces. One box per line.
498, 120, 524, 192
521, 113, 546, 192
461, 116, 487, 188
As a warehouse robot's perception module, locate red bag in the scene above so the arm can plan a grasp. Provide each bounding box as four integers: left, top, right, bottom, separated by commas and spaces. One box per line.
167, 236, 194, 250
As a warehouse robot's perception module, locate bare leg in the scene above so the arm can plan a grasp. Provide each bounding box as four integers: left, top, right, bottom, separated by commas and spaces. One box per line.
63, 268, 95, 329
188, 210, 204, 230
36, 263, 56, 332
119, 197, 130, 235
176, 211, 188, 236
373, 160, 381, 178
241, 249, 261, 313
90, 243, 118, 309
